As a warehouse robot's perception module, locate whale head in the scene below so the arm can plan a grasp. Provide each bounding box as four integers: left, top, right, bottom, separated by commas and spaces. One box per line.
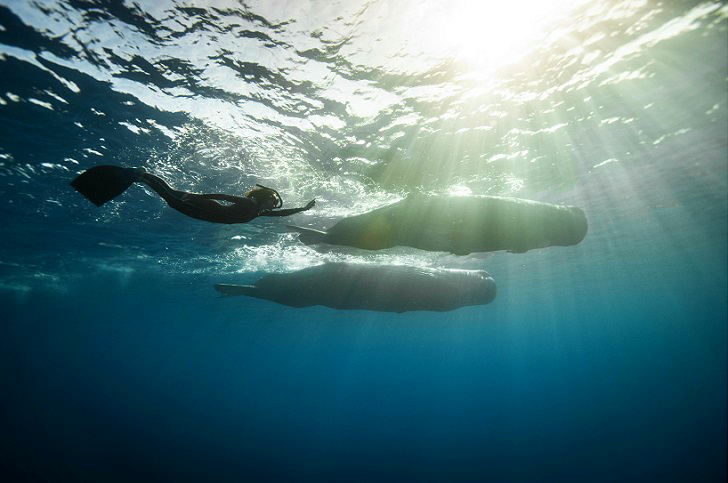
454, 270, 497, 307
476, 274, 497, 305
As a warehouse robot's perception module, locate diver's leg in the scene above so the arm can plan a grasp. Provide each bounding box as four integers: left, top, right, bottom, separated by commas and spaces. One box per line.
137, 171, 186, 204
136, 171, 222, 220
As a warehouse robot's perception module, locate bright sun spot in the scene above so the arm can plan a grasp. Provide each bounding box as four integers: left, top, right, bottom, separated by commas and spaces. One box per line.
425, 0, 589, 73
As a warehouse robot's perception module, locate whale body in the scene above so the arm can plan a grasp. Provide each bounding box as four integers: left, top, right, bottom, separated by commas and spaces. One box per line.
214, 263, 496, 312
288, 195, 587, 255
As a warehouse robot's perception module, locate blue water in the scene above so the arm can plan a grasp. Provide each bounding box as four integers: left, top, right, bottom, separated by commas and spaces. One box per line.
1, 0, 726, 480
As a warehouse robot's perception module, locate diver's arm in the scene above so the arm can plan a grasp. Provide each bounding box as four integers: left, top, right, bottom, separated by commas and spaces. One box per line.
259, 199, 315, 217
199, 193, 249, 203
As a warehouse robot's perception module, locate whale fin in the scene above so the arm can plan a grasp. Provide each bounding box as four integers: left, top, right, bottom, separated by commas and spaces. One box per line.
71, 165, 141, 207
286, 225, 328, 245
214, 284, 257, 296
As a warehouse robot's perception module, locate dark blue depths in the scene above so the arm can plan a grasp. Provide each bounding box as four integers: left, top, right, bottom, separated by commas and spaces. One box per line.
1, 241, 725, 481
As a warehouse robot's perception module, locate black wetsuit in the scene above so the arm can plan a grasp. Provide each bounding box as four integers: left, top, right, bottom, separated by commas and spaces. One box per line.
70, 165, 312, 224
137, 172, 260, 224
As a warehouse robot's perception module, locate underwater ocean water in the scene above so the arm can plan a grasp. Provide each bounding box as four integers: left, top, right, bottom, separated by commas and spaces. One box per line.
0, 0, 726, 480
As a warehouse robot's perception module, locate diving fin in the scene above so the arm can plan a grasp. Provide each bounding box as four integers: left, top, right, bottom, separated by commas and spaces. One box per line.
214, 284, 258, 296
286, 225, 329, 245
70, 165, 142, 207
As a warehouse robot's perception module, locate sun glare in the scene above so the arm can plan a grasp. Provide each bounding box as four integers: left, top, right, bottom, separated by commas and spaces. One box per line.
430, 0, 589, 73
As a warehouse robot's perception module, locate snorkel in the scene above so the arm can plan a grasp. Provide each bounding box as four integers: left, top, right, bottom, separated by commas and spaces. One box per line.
255, 184, 283, 209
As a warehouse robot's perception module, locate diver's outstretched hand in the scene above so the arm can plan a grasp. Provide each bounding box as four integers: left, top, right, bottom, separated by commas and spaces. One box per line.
304, 199, 316, 210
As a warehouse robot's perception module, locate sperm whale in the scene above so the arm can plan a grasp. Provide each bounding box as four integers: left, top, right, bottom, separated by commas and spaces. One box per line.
288, 194, 587, 255
214, 262, 497, 312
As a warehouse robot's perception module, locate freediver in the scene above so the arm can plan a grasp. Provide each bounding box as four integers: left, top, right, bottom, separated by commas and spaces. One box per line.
71, 165, 315, 224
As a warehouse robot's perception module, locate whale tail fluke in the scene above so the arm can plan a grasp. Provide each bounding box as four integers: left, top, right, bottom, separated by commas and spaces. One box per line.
214, 284, 258, 297
71, 165, 143, 207
286, 225, 328, 245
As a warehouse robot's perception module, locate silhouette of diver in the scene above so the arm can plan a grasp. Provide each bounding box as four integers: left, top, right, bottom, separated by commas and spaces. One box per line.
71, 165, 315, 224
